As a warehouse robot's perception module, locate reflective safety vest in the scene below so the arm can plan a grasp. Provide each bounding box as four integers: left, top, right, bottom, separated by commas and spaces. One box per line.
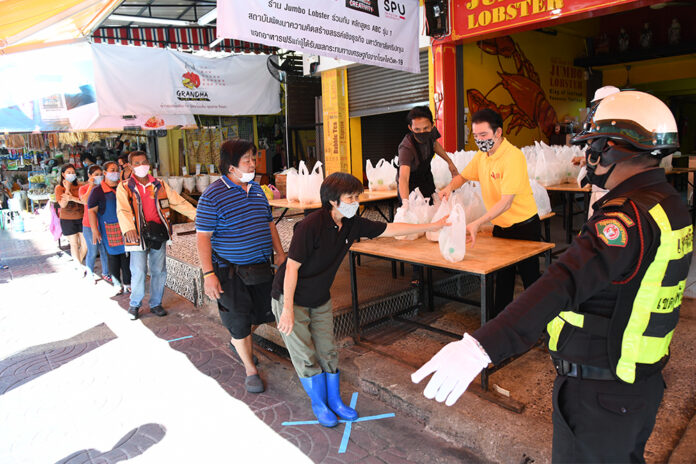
547, 203, 693, 383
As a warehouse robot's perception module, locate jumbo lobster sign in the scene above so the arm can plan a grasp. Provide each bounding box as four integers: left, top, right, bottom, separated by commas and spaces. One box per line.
467, 36, 558, 139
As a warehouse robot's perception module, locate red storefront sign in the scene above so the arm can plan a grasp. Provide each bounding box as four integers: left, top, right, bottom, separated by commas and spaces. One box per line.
446, 0, 662, 43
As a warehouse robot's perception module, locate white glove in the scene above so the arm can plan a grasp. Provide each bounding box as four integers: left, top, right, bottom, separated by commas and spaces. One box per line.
401, 198, 409, 210
411, 333, 491, 406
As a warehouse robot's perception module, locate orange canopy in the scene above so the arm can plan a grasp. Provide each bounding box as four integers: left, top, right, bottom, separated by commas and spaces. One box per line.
0, 0, 122, 55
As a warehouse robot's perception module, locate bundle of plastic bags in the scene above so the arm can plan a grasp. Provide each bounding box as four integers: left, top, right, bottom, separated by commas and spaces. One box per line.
430, 150, 477, 190
298, 161, 324, 205
523, 141, 584, 186
451, 182, 486, 224
439, 203, 467, 263
530, 179, 552, 216
285, 168, 299, 202
366, 158, 397, 191
393, 188, 434, 240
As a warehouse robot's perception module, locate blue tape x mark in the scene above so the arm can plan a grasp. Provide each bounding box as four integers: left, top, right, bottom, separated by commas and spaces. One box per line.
166, 335, 193, 343
281, 392, 395, 454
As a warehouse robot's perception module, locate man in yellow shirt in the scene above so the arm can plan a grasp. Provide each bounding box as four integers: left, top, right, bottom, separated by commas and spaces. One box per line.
440, 108, 539, 315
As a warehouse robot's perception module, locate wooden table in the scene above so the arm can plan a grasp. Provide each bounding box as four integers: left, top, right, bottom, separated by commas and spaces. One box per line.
269, 190, 398, 224
349, 235, 554, 390
545, 182, 591, 243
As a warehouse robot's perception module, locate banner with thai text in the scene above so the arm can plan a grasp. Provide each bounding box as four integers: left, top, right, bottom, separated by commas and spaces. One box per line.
217, 0, 421, 73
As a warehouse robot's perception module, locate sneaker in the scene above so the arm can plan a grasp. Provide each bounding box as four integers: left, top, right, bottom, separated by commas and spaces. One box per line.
124, 285, 131, 293
245, 374, 265, 393
114, 286, 124, 296
128, 306, 139, 320
102, 274, 113, 284
150, 305, 168, 317
229, 342, 259, 365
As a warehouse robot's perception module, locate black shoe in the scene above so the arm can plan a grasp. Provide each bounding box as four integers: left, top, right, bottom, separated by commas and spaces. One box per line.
128, 306, 139, 320
150, 305, 168, 317
229, 342, 259, 365
245, 374, 265, 393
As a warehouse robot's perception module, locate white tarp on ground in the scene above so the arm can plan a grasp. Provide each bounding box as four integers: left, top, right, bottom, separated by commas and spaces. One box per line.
217, 0, 420, 73
0, 272, 309, 463
91, 44, 281, 117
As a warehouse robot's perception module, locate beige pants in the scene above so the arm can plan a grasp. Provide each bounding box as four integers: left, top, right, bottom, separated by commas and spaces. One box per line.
271, 295, 338, 378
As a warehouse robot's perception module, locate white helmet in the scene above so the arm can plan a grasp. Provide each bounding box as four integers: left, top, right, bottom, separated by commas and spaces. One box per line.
592, 85, 620, 102
571, 91, 679, 161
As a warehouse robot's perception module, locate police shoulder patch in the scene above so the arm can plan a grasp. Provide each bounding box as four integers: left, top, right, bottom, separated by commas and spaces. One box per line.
595, 218, 628, 247
602, 197, 627, 208
604, 211, 635, 228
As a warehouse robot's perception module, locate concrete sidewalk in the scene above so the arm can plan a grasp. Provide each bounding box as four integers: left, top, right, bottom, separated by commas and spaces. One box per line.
0, 227, 483, 464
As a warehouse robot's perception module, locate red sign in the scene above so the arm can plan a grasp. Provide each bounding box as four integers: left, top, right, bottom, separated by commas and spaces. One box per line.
446, 0, 660, 43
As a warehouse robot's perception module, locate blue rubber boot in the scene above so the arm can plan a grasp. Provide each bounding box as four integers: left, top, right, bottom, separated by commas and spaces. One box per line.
326, 370, 358, 421
299, 373, 338, 427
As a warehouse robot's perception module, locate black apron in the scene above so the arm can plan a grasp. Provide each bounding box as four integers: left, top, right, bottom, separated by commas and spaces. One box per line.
400, 133, 436, 202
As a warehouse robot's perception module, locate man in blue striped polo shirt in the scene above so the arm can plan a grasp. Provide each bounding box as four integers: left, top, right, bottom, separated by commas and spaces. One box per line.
196, 139, 286, 393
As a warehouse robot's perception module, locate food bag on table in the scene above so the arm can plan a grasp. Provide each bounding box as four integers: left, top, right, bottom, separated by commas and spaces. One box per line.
285, 167, 300, 202
298, 161, 323, 205
426, 197, 451, 242
393, 188, 428, 240
366, 158, 397, 191
531, 179, 552, 216
439, 203, 467, 263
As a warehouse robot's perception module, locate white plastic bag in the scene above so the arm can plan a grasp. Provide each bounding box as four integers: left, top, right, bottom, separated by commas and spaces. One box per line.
409, 188, 435, 224
426, 198, 451, 241
439, 203, 467, 262
393, 206, 421, 240
531, 179, 552, 216
298, 161, 323, 205
430, 156, 452, 190
285, 168, 299, 202
366, 158, 397, 191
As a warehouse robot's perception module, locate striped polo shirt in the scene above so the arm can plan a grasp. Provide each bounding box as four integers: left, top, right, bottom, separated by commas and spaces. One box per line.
195, 175, 273, 265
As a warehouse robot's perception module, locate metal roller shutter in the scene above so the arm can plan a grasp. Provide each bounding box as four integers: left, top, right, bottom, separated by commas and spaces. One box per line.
348, 50, 429, 118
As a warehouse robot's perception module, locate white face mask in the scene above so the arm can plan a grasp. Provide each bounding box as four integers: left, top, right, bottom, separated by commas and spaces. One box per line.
133, 165, 150, 178
65, 173, 77, 183
337, 201, 359, 219
233, 168, 255, 183
105, 171, 120, 182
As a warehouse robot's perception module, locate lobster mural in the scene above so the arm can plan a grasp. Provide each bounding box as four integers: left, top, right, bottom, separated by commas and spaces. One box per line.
467, 36, 558, 140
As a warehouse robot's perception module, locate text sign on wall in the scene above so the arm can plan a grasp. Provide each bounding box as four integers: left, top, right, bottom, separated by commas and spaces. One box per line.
451, 0, 641, 41
217, 0, 421, 73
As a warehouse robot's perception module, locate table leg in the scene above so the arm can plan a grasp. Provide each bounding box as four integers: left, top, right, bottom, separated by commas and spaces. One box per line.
480, 273, 494, 391
565, 192, 573, 244
391, 261, 397, 279
274, 208, 289, 225
426, 267, 434, 312
389, 201, 395, 222
349, 251, 361, 340
543, 217, 551, 242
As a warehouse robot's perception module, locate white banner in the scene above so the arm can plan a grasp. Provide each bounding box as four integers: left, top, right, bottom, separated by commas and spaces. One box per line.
217, 0, 420, 73
91, 44, 281, 116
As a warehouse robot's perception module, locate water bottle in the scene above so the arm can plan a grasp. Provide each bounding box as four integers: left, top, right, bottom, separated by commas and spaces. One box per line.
12, 213, 24, 233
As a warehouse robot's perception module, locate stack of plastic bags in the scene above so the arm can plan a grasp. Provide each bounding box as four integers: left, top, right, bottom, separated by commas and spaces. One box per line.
522, 141, 584, 186
286, 161, 324, 204
366, 158, 398, 191
393, 188, 435, 240
430, 150, 478, 190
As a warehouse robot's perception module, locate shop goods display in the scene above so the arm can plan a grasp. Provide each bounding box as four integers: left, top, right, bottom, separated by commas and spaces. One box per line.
195, 174, 210, 193
182, 176, 196, 193
365, 158, 398, 191
439, 203, 467, 263
168, 177, 184, 194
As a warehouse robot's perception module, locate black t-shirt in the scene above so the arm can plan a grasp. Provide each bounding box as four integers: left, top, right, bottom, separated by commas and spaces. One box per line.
272, 208, 387, 307
397, 127, 441, 171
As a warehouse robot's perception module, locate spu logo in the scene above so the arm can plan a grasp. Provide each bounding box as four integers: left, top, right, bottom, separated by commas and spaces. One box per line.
383, 0, 406, 15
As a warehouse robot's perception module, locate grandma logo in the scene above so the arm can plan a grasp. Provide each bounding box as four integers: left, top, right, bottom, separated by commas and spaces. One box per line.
346, 0, 379, 17
177, 71, 210, 102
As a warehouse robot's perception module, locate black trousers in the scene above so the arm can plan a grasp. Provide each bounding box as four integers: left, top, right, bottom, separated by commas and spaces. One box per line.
107, 253, 131, 286
552, 374, 665, 463
492, 214, 541, 315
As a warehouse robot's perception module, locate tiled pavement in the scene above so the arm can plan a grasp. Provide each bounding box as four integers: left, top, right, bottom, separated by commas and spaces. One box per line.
0, 227, 483, 464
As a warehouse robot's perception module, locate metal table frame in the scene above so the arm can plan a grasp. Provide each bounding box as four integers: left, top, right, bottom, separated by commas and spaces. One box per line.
348, 247, 552, 391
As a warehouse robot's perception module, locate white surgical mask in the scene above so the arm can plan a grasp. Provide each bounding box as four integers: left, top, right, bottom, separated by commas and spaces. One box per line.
105, 171, 120, 182
233, 168, 255, 183
93, 175, 103, 185
133, 165, 150, 178
65, 173, 77, 183
337, 201, 359, 219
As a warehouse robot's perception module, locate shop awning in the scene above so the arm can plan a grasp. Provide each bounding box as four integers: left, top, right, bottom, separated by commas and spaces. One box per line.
0, 0, 122, 55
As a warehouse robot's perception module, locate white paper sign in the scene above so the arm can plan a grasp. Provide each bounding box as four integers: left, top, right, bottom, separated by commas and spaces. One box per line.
217, 0, 420, 73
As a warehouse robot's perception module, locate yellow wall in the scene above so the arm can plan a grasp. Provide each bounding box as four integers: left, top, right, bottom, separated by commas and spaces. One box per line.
321, 68, 352, 175
462, 30, 587, 150
601, 55, 696, 87
350, 117, 363, 181
157, 129, 183, 177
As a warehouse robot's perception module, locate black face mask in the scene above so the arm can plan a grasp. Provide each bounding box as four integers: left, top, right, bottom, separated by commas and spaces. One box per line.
413, 130, 432, 144
584, 146, 616, 189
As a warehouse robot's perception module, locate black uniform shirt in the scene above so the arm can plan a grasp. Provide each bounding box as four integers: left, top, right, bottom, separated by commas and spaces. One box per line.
272, 208, 387, 307
397, 127, 441, 172
474, 168, 689, 368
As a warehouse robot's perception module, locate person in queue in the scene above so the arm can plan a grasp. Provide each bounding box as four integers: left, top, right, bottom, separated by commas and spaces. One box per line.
397, 105, 458, 206
440, 108, 540, 315
55, 163, 88, 272
80, 164, 110, 283
273, 172, 449, 427
116, 151, 196, 320
118, 154, 132, 181
88, 161, 131, 295
196, 139, 286, 394
413, 91, 690, 463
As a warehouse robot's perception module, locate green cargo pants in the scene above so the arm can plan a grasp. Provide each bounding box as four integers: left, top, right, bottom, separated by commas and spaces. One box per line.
271, 294, 338, 378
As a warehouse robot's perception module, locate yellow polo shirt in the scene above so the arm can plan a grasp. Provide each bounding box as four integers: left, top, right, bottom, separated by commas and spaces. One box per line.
461, 138, 537, 228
